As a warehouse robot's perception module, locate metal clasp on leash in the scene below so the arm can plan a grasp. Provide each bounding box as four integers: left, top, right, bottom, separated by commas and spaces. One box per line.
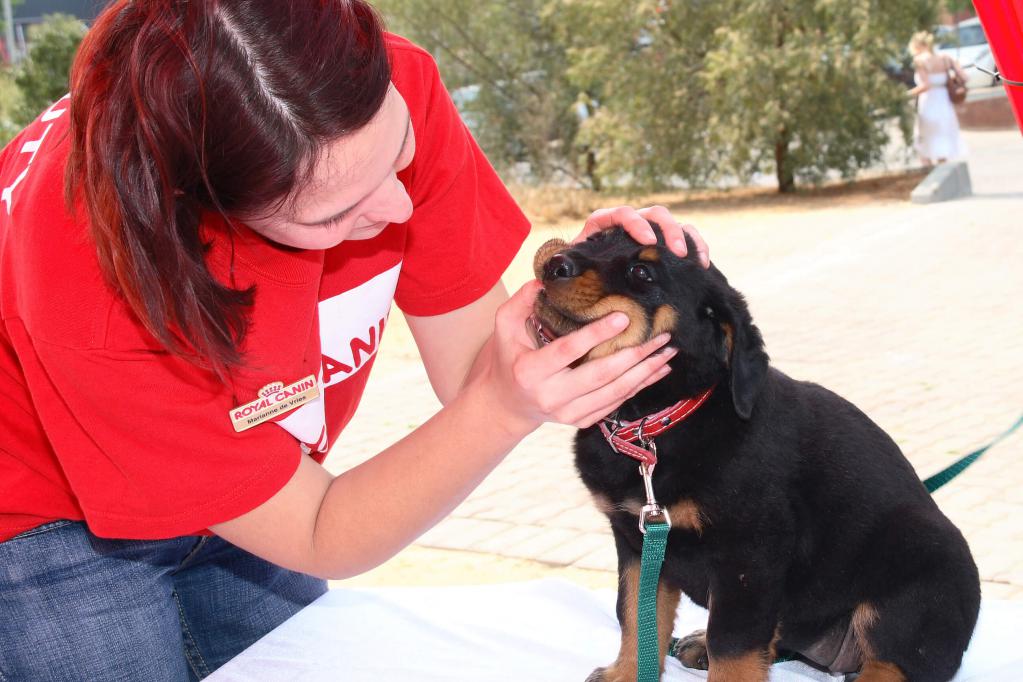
638, 441, 671, 534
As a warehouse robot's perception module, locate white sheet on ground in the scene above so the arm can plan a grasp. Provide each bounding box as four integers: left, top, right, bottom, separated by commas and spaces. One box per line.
209, 579, 1022, 681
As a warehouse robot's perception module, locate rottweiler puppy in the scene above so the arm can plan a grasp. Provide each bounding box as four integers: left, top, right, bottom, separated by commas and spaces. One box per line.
532, 226, 980, 682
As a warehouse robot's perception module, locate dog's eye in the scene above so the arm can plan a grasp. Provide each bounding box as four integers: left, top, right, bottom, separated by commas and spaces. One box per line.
704, 306, 716, 320
628, 264, 655, 284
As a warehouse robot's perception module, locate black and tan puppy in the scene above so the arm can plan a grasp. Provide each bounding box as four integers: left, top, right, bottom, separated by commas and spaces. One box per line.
532, 226, 980, 682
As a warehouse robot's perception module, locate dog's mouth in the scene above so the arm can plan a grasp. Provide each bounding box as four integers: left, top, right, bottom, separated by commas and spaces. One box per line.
530, 291, 586, 346
532, 289, 666, 363
529, 314, 556, 346
531, 238, 676, 360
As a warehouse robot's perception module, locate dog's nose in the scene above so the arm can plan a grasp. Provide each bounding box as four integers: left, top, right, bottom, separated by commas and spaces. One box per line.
543, 253, 579, 281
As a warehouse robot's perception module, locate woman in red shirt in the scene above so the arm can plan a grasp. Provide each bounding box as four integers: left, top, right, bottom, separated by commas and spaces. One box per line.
0, 1, 707, 678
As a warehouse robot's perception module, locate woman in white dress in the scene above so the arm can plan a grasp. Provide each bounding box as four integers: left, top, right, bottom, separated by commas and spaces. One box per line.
907, 30, 968, 165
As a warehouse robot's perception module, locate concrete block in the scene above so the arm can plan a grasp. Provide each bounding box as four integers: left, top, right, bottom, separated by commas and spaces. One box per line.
911, 162, 973, 204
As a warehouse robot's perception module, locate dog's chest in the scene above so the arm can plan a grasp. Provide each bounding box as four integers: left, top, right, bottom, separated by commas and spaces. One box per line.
578, 456, 710, 545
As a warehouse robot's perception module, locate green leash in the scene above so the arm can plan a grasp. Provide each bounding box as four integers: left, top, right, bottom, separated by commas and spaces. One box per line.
924, 413, 1023, 493
637, 520, 670, 682
642, 413, 1022, 679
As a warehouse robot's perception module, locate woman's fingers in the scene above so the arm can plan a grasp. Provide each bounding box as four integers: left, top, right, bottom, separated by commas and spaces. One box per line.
565, 332, 672, 390
572, 351, 679, 427
515, 312, 632, 387
680, 223, 710, 269
489, 279, 685, 429
636, 204, 685, 256
541, 333, 676, 424
578, 205, 655, 244
635, 205, 711, 268
558, 343, 677, 427
575, 205, 711, 269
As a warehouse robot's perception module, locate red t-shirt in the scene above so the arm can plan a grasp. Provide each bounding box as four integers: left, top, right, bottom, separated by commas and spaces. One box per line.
0, 35, 529, 542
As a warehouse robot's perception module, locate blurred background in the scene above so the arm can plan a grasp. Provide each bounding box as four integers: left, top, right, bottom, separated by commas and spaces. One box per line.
0, 1, 1011, 197
3, 1, 1020, 600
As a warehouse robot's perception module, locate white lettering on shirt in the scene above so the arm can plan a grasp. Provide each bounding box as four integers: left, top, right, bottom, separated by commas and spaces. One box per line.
271, 261, 401, 452
318, 263, 400, 388
2, 94, 71, 216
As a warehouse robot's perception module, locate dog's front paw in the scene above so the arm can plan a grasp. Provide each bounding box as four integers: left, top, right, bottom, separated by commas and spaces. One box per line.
673, 629, 710, 670
585, 665, 634, 682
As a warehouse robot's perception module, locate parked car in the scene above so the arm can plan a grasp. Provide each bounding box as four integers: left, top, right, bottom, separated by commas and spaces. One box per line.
936, 17, 999, 89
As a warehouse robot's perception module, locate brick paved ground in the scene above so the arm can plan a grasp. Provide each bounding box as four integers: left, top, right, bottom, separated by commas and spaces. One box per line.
332, 128, 1023, 600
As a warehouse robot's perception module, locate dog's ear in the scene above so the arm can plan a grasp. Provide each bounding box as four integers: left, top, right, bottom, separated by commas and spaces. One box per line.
719, 292, 769, 420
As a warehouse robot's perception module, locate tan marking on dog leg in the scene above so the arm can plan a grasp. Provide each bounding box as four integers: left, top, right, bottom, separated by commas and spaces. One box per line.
586, 295, 650, 359
601, 563, 639, 680
532, 238, 570, 280
768, 625, 782, 661
602, 564, 680, 681
852, 602, 879, 660
657, 584, 682, 665
856, 660, 907, 682
708, 650, 770, 682
652, 304, 678, 337
667, 499, 705, 534
638, 247, 660, 262
851, 605, 906, 682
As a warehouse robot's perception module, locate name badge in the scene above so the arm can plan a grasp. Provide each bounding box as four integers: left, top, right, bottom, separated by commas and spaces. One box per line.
229, 375, 320, 433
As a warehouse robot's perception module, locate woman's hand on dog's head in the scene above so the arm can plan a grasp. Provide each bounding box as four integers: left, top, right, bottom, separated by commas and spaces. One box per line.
469, 280, 677, 434
579, 205, 711, 269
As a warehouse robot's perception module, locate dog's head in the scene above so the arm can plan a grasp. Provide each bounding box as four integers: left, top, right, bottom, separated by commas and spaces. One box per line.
532, 225, 768, 419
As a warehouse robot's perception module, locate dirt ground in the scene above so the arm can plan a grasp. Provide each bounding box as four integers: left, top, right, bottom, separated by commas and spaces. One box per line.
508, 168, 929, 225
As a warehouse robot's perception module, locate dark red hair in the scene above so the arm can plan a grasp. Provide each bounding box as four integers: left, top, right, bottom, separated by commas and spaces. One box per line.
66, 0, 390, 372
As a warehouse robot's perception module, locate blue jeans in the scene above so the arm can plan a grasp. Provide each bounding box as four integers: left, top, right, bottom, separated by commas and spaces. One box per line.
0, 520, 327, 681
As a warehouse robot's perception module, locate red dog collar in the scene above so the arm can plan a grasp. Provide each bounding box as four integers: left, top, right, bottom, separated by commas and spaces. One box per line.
599, 387, 715, 467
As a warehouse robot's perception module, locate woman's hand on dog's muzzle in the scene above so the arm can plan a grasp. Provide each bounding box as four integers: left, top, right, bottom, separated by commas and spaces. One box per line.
468, 280, 677, 435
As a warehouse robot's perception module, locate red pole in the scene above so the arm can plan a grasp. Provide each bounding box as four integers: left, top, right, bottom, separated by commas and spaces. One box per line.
973, 0, 1023, 134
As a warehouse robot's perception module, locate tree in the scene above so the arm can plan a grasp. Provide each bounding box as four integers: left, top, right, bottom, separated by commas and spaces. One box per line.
547, 0, 735, 192
701, 0, 937, 192
381, 0, 940, 194
377, 0, 591, 187
552, 0, 938, 193
0, 68, 23, 147
14, 13, 85, 125
942, 0, 974, 14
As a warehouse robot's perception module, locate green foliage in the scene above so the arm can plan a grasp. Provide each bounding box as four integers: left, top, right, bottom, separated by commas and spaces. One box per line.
378, 0, 589, 186
547, 0, 734, 191
701, 0, 936, 191
942, 0, 974, 14
0, 67, 24, 147
379, 0, 940, 193
13, 14, 85, 125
